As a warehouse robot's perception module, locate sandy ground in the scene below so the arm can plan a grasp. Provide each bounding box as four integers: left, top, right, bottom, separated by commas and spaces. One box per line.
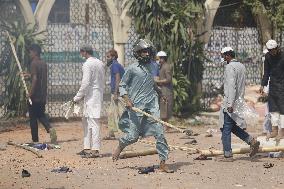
0, 117, 284, 189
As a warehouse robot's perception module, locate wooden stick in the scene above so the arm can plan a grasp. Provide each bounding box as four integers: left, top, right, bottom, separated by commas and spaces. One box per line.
139, 139, 199, 153
118, 99, 185, 133
6, 31, 32, 105
131, 107, 184, 133
7, 141, 43, 158
201, 146, 284, 157
119, 148, 157, 159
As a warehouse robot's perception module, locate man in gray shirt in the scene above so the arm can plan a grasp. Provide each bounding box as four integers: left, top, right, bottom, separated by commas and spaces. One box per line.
219, 47, 260, 160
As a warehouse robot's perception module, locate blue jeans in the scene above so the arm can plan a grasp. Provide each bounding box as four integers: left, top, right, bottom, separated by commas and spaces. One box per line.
221, 112, 252, 157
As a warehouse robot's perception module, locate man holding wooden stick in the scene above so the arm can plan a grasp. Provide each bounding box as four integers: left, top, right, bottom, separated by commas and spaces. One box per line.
112, 39, 173, 173
219, 47, 260, 161
27, 44, 57, 144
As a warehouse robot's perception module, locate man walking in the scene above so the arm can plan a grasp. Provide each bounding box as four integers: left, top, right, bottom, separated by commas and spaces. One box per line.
74, 44, 105, 158
259, 40, 284, 142
104, 49, 125, 140
28, 44, 57, 144
219, 47, 260, 161
112, 39, 173, 173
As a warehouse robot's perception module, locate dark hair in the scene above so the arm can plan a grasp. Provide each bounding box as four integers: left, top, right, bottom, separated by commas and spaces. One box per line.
223, 50, 235, 58
80, 44, 93, 55
80, 49, 93, 55
29, 44, 42, 56
107, 49, 118, 59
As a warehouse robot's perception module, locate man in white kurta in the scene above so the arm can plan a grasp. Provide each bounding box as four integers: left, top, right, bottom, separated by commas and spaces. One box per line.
74, 44, 105, 158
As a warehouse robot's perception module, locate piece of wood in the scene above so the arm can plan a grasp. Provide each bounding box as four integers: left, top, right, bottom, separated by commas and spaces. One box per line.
118, 98, 185, 133
131, 107, 185, 133
139, 139, 198, 153
201, 146, 284, 157
6, 31, 32, 105
7, 141, 43, 158
119, 148, 157, 159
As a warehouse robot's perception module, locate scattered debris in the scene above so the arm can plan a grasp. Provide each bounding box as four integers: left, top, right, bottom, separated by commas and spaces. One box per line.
205, 129, 217, 137
7, 141, 43, 158
51, 166, 72, 173
234, 184, 243, 187
268, 151, 284, 158
22, 169, 31, 178
138, 166, 155, 174
194, 154, 212, 160
22, 143, 61, 150
0, 143, 7, 151
183, 129, 193, 136
263, 163, 274, 169
184, 139, 197, 145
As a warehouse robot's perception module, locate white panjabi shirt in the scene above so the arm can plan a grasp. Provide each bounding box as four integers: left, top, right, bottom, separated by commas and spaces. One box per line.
74, 57, 105, 118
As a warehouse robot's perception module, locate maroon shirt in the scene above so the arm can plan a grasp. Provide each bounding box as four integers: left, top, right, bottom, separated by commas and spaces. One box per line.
30, 57, 47, 103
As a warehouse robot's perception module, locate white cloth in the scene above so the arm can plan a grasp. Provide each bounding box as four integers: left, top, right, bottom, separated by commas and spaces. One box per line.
82, 117, 100, 150
219, 59, 247, 128
61, 101, 81, 119
74, 57, 105, 118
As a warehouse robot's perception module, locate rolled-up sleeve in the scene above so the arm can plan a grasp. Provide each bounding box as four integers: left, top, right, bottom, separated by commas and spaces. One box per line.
119, 67, 131, 96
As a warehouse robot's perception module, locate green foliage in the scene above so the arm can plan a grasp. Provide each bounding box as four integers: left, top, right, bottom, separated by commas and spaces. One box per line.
172, 67, 190, 114
244, 0, 284, 31
0, 20, 45, 117
126, 0, 206, 115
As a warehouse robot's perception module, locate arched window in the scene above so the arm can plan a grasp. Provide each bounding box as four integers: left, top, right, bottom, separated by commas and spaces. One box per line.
48, 0, 70, 23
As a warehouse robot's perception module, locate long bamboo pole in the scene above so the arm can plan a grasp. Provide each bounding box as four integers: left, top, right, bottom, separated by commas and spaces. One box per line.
6, 31, 32, 105
200, 146, 284, 157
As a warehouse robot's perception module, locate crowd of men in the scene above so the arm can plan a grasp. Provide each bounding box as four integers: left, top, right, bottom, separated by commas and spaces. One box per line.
23, 37, 283, 171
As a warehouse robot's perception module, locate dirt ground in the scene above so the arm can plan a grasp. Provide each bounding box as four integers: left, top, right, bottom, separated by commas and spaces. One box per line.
0, 116, 284, 189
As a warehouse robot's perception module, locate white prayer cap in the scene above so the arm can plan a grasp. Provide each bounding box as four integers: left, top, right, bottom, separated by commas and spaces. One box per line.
156, 51, 167, 57
266, 40, 278, 50
221, 46, 233, 54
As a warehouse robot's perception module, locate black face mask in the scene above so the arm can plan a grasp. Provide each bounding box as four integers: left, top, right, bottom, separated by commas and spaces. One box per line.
107, 59, 113, 67
137, 56, 151, 64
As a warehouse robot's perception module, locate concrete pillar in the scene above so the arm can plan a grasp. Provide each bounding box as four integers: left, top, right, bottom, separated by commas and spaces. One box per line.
103, 0, 132, 66
17, 0, 35, 25
252, 5, 273, 45
197, 0, 222, 44
114, 43, 125, 65
34, 0, 55, 33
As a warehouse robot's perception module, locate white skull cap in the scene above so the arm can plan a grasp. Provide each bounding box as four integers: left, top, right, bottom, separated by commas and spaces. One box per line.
266, 39, 278, 50
221, 47, 233, 54
156, 51, 167, 57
